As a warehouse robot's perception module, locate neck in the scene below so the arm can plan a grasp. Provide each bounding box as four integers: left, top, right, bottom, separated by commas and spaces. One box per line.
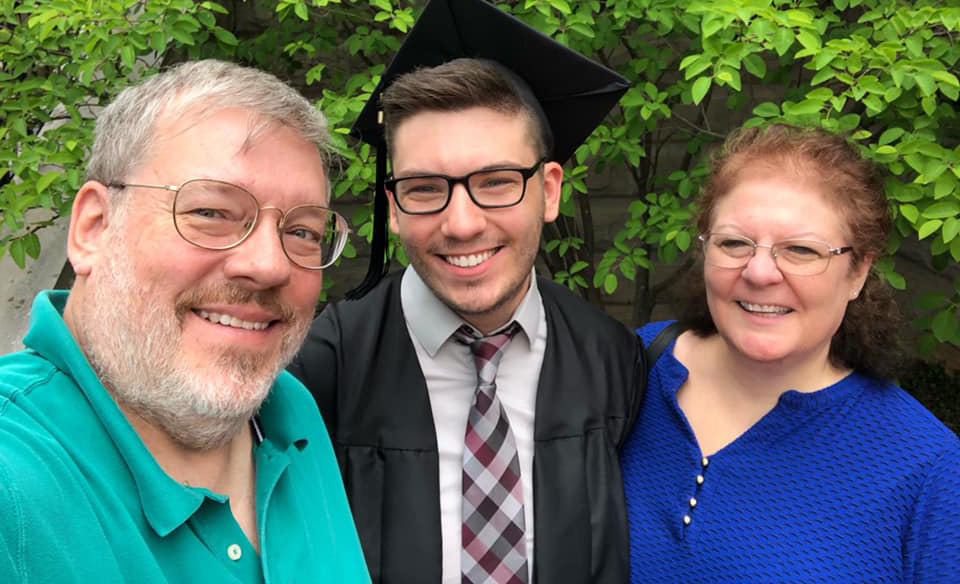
120, 404, 254, 495
707, 333, 849, 399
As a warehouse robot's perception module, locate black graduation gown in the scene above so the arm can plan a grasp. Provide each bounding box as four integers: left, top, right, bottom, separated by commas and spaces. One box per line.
289, 273, 643, 583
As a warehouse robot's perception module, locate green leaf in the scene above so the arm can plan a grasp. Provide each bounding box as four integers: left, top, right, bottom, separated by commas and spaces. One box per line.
904, 35, 923, 58
119, 45, 135, 70
9, 238, 25, 269
771, 28, 794, 57
795, 31, 820, 51
915, 73, 936, 96
701, 16, 724, 39
752, 102, 780, 118
886, 270, 906, 290
212, 27, 239, 46
570, 261, 589, 274
918, 219, 943, 239
22, 233, 40, 259
951, 237, 960, 262
35, 172, 59, 193
899, 204, 919, 223
786, 99, 822, 116
691, 77, 711, 105
934, 174, 956, 199
942, 217, 960, 243
294, 1, 308, 20
812, 66, 837, 86
931, 309, 958, 343
603, 273, 617, 295
915, 291, 947, 311
743, 54, 766, 79
932, 70, 960, 88
922, 201, 959, 219
877, 127, 905, 146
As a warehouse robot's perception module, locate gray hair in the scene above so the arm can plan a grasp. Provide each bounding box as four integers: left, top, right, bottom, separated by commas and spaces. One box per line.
86, 59, 330, 192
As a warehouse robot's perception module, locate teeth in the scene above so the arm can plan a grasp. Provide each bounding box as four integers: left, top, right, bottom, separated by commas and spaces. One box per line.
738, 301, 791, 314
445, 249, 495, 267
197, 310, 270, 331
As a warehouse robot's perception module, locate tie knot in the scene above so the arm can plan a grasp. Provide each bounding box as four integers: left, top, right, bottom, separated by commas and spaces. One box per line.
454, 322, 520, 386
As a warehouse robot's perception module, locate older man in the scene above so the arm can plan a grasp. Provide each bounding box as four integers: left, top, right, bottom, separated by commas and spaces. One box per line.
0, 60, 368, 583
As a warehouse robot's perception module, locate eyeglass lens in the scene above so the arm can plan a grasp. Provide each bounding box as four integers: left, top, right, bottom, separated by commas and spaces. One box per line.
702, 234, 834, 276
173, 179, 346, 269
393, 168, 527, 213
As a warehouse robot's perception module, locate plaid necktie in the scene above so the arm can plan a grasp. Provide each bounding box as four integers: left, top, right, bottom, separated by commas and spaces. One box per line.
455, 322, 529, 584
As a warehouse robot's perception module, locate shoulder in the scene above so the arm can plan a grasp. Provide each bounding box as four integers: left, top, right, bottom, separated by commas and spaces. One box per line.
322, 272, 402, 326
264, 372, 327, 433
847, 375, 959, 464
537, 276, 633, 343
635, 320, 678, 348
290, 273, 403, 380
0, 349, 60, 407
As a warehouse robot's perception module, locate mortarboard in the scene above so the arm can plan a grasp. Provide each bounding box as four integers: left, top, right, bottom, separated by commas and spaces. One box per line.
346, 0, 631, 299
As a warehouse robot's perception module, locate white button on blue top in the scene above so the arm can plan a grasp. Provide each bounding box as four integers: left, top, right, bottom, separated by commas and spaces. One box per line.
227, 543, 242, 561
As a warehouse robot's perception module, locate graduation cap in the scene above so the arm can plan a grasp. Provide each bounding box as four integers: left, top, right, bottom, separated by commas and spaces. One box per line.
346, 0, 631, 299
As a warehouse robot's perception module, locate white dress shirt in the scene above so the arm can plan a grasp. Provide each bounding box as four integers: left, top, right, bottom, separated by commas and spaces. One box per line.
400, 266, 546, 584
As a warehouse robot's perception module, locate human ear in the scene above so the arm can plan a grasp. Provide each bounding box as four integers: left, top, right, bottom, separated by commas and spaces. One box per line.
66, 181, 114, 277
848, 254, 874, 301
386, 190, 401, 235
541, 161, 563, 223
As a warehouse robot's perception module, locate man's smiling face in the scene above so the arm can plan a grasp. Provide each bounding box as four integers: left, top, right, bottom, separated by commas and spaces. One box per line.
70, 107, 328, 448
387, 106, 561, 333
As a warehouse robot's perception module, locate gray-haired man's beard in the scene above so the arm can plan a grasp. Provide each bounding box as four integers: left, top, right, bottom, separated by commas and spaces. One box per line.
76, 237, 308, 450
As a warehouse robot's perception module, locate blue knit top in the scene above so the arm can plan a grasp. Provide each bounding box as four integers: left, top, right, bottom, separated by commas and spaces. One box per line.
620, 321, 960, 583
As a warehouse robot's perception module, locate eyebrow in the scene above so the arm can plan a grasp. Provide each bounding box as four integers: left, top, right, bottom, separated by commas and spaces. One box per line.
710, 225, 831, 241
392, 160, 534, 178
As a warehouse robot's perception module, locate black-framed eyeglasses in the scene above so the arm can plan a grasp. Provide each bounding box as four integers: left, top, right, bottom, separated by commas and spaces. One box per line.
384, 159, 546, 215
699, 233, 853, 276
110, 179, 350, 270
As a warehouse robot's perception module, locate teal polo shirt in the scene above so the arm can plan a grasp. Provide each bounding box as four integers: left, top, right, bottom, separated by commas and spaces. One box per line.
0, 291, 370, 583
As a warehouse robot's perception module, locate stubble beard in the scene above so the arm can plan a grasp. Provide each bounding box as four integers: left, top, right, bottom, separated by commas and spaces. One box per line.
76, 233, 309, 450
409, 223, 542, 327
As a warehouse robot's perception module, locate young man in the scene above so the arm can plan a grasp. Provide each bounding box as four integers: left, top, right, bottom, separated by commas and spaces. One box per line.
290, 1, 641, 582
0, 60, 368, 583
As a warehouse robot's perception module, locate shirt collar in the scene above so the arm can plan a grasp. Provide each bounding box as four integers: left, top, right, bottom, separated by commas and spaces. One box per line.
400, 265, 542, 356
23, 290, 307, 537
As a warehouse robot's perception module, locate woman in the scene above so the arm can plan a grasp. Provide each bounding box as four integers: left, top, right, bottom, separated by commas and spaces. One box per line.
620, 124, 959, 582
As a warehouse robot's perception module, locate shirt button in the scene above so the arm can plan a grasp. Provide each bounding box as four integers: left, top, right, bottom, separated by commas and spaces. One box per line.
701, 457, 709, 467
689, 497, 697, 508
683, 515, 692, 526
227, 544, 243, 561
696, 474, 705, 485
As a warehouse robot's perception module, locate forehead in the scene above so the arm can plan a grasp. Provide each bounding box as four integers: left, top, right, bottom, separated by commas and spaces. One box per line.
711, 170, 851, 240
389, 106, 539, 173
147, 107, 328, 205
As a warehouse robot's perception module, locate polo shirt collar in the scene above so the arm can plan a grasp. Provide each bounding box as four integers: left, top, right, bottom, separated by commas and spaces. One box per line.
400, 265, 542, 356
23, 290, 308, 537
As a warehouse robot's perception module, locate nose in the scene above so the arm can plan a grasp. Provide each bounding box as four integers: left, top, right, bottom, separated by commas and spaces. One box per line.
440, 182, 486, 240
222, 209, 292, 289
739, 244, 785, 286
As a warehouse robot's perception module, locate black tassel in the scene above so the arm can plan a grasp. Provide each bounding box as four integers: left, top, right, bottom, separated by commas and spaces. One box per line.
345, 140, 390, 300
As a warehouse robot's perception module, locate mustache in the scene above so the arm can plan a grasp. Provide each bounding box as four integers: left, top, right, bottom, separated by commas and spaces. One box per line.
174, 284, 297, 323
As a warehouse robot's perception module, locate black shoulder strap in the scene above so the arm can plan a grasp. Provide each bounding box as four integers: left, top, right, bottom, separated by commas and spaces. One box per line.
646, 321, 686, 365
